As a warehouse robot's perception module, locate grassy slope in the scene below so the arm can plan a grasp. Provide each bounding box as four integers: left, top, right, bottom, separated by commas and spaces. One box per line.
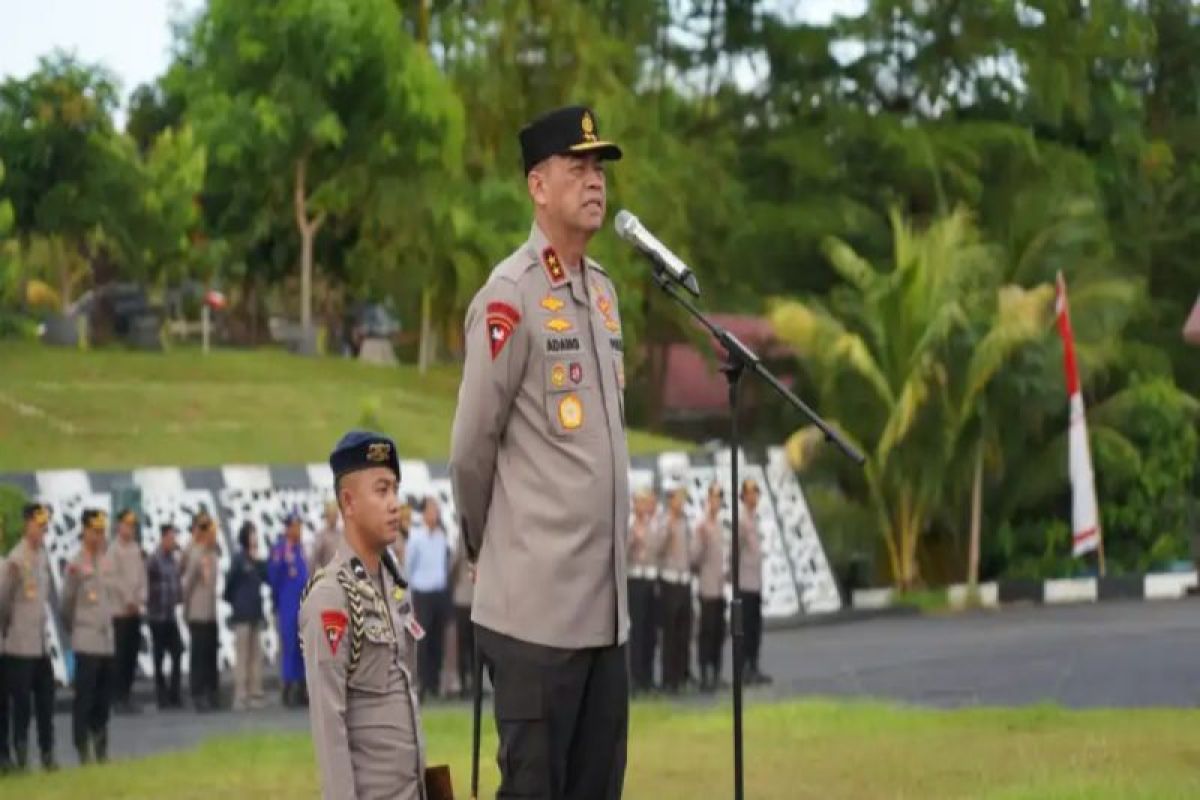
0, 342, 686, 472
6, 700, 1200, 799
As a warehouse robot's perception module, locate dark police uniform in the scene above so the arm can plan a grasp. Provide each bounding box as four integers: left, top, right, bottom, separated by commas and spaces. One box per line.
450, 105, 629, 800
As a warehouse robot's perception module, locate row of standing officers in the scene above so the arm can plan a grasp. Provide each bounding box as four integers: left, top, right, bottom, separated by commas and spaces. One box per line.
627, 479, 773, 696
0, 504, 226, 770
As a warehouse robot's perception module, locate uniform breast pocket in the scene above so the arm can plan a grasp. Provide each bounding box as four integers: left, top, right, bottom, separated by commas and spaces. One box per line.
347, 614, 394, 694
544, 357, 598, 438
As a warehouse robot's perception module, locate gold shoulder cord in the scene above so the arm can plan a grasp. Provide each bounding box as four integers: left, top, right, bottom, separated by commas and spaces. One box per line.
335, 568, 365, 675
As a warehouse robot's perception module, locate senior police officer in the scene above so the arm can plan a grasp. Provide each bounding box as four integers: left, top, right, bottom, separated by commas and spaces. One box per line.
300, 431, 426, 800
450, 104, 630, 799
62, 509, 118, 764
0, 503, 57, 772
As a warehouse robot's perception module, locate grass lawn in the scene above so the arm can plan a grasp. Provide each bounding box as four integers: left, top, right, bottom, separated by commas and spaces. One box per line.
5, 700, 1199, 799
0, 341, 687, 472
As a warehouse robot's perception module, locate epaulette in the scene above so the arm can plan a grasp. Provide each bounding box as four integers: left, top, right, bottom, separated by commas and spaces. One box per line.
300, 567, 326, 605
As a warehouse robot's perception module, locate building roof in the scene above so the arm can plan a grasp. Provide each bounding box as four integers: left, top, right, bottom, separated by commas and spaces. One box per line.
661, 314, 794, 417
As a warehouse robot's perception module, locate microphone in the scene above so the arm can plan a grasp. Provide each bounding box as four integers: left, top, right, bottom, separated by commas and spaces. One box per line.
614, 210, 701, 297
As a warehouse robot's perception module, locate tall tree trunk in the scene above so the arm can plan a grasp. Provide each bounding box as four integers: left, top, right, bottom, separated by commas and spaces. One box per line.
418, 285, 434, 374
294, 154, 326, 334
968, 442, 984, 588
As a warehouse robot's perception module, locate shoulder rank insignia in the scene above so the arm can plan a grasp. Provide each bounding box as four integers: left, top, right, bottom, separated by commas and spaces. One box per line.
487, 301, 521, 360
542, 247, 568, 288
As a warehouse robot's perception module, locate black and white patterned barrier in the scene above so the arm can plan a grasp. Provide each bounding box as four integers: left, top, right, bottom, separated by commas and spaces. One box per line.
2, 448, 839, 685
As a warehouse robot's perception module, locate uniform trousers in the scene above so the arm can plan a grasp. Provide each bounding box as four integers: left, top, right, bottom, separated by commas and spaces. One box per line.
477, 625, 627, 800
626, 578, 657, 692
149, 618, 183, 706
412, 589, 450, 697
187, 621, 220, 706
72, 653, 113, 754
0, 656, 10, 763
658, 582, 692, 692
232, 622, 265, 707
6, 655, 55, 757
454, 604, 474, 694
739, 591, 763, 670
112, 615, 142, 704
697, 596, 727, 676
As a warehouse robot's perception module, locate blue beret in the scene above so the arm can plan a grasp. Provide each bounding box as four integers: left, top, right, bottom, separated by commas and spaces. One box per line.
330, 430, 400, 481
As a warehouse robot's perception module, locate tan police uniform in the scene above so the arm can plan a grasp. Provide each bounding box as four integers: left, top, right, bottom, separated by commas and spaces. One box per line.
0, 551, 7, 770
182, 542, 220, 708
448, 543, 475, 696
0, 538, 56, 765
695, 515, 729, 690
300, 543, 424, 800
655, 513, 697, 692
62, 547, 118, 761
450, 222, 630, 648
110, 535, 146, 708
450, 102, 630, 800
627, 510, 660, 692
738, 506, 769, 682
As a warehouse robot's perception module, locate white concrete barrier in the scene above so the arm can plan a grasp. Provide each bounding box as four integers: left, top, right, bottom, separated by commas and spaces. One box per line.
1144, 571, 1198, 600
948, 582, 999, 609
1044, 577, 1098, 604
852, 588, 895, 610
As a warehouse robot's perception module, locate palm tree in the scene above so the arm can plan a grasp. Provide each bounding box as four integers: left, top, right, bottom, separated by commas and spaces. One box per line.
771, 206, 1052, 589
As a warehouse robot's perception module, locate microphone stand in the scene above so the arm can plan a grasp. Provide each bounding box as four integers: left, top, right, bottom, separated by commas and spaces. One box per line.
648, 267, 863, 800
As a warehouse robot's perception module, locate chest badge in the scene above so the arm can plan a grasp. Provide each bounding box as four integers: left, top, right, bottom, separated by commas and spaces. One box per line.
558, 394, 584, 430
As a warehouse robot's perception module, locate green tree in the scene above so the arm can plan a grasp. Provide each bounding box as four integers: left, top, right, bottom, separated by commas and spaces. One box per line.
772, 207, 1052, 588
0, 53, 141, 304
177, 0, 464, 338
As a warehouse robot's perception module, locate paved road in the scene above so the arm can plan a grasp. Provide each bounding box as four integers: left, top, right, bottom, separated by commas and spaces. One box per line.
756, 598, 1200, 708
23, 599, 1200, 768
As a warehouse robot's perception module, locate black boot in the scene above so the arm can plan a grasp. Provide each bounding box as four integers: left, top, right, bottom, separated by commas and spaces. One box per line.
75, 737, 91, 766
13, 742, 28, 771
42, 749, 59, 771
94, 730, 108, 764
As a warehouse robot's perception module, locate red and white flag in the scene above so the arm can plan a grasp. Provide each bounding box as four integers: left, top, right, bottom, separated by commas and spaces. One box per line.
1055, 272, 1101, 557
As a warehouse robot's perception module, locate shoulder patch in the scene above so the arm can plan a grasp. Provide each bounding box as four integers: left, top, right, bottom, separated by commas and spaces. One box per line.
487, 302, 521, 360
321, 609, 348, 656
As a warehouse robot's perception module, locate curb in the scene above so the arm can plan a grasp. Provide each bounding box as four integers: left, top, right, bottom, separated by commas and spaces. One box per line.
766, 605, 921, 631
850, 571, 1199, 612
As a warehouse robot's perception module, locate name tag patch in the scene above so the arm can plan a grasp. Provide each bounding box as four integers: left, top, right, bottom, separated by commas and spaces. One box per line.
546, 336, 581, 354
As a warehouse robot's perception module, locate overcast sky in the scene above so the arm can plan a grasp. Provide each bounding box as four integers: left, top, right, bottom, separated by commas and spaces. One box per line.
0, 0, 866, 107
